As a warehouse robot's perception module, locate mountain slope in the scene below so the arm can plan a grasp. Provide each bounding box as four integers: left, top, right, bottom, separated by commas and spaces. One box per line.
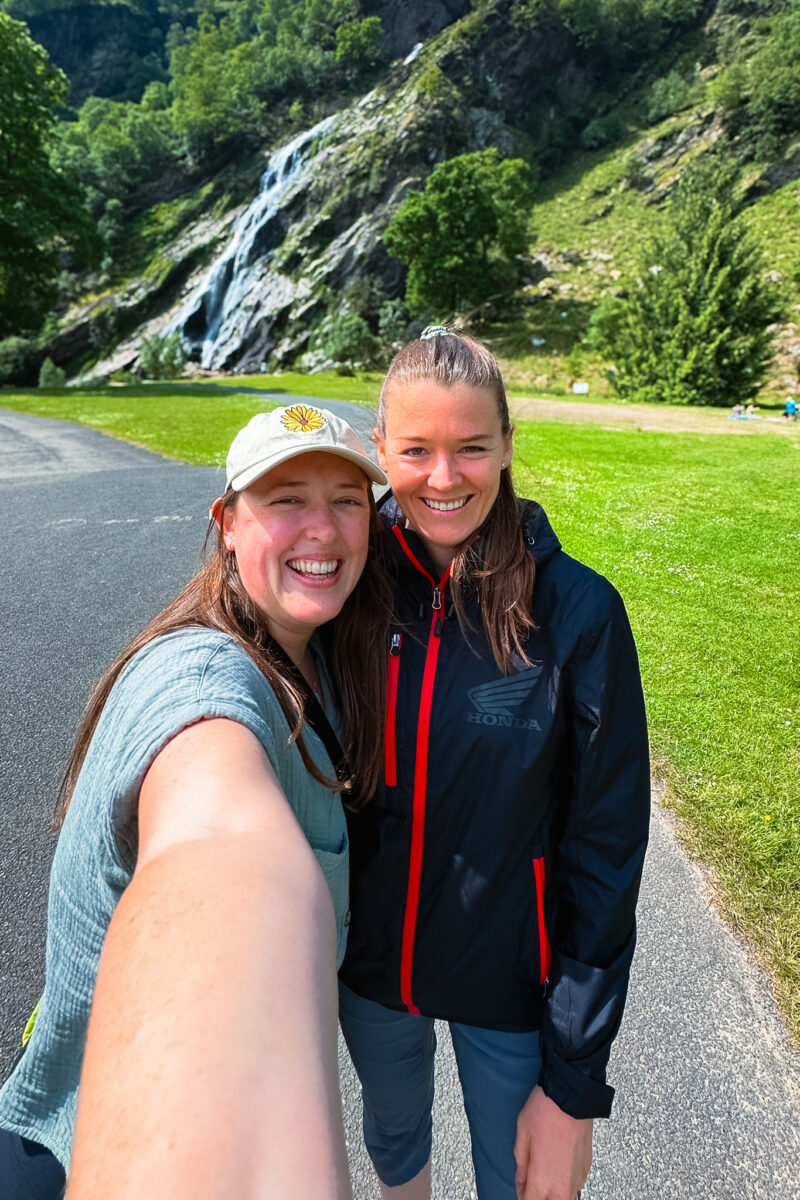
7, 0, 800, 394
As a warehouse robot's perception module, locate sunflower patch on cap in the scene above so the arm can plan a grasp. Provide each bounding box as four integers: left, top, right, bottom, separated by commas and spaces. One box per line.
281, 404, 328, 433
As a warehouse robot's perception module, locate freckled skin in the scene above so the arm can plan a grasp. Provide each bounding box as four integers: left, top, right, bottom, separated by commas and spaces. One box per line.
376, 382, 513, 577
222, 452, 371, 664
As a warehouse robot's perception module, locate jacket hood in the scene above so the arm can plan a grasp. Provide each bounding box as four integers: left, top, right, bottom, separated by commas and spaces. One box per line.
377, 492, 562, 567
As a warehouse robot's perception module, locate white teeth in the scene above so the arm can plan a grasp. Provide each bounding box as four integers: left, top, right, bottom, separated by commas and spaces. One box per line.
287, 559, 340, 575
423, 498, 468, 511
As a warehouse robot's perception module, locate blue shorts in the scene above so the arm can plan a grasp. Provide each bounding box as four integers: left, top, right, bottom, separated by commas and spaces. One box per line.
339, 982, 543, 1199
0, 1129, 65, 1200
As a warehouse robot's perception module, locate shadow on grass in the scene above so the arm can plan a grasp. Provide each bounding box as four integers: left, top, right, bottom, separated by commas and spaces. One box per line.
2, 382, 293, 400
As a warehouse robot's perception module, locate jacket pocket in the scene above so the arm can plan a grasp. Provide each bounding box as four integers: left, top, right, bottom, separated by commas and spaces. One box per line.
533, 855, 552, 985
385, 633, 402, 786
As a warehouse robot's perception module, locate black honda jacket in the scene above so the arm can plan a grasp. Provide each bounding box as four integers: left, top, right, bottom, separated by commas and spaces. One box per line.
340, 497, 650, 1120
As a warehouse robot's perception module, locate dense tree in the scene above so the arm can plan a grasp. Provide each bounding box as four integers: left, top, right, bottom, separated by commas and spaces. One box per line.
744, 0, 800, 155
383, 149, 534, 317
170, 27, 261, 159
55, 96, 178, 206
512, 0, 703, 69
606, 153, 781, 407
335, 16, 385, 82
0, 15, 98, 336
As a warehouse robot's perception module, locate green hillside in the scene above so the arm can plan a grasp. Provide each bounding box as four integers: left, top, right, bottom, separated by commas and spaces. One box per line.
2, 0, 800, 400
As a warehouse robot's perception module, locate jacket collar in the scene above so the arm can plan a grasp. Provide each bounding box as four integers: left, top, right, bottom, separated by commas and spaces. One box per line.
519, 498, 562, 565
377, 492, 562, 572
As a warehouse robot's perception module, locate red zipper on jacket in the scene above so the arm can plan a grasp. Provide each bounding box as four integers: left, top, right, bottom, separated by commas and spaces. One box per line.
385, 633, 402, 787
533, 856, 552, 985
392, 526, 451, 1015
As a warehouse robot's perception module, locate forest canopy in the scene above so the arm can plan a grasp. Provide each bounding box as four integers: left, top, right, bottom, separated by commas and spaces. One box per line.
0, 14, 98, 336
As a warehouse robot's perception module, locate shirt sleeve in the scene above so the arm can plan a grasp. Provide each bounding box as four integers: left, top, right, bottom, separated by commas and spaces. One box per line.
539, 583, 651, 1119
94, 629, 287, 869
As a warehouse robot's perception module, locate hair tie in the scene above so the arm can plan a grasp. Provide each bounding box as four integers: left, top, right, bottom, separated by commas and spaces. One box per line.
420, 325, 455, 340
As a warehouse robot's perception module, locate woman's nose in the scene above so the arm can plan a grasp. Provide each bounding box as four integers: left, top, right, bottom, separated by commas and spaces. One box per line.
427, 455, 459, 489
305, 504, 338, 540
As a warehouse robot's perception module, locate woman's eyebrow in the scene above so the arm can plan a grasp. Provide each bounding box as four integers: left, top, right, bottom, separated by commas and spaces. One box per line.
394, 433, 493, 442
266, 480, 366, 490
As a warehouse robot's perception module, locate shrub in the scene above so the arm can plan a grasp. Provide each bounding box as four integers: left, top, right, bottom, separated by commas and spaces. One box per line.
707, 63, 748, 113
321, 312, 379, 370
0, 337, 38, 385
580, 114, 624, 149
377, 299, 409, 350
647, 69, 693, 123
586, 293, 628, 356
565, 343, 584, 380
137, 331, 187, 380
38, 357, 66, 388
341, 277, 387, 320
97, 198, 125, 253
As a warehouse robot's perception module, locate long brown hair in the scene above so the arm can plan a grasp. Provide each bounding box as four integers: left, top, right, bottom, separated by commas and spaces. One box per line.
56, 487, 391, 825
377, 329, 535, 673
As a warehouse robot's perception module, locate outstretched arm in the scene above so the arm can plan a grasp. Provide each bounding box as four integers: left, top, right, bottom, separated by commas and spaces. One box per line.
68, 717, 351, 1200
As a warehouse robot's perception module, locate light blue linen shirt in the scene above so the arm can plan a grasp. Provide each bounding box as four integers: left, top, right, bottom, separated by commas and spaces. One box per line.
0, 627, 349, 1169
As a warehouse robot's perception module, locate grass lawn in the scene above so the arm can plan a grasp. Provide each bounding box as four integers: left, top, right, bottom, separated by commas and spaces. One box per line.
0, 375, 383, 465
511, 420, 800, 1040
3, 384, 799, 1038
215, 371, 385, 406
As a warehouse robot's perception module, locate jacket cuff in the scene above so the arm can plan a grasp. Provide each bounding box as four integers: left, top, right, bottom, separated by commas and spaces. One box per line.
538, 1048, 614, 1119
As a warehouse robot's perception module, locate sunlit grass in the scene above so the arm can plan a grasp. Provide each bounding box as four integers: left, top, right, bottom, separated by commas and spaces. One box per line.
512, 421, 800, 1040
0, 374, 383, 463
0, 384, 277, 465
209, 370, 385, 406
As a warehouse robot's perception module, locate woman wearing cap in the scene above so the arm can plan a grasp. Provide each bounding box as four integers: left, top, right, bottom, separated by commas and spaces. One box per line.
339, 331, 650, 1200
0, 405, 389, 1200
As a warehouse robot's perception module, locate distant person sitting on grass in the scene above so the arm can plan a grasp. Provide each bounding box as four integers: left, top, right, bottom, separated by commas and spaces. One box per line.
784, 396, 798, 421
731, 402, 744, 419
0, 406, 390, 1200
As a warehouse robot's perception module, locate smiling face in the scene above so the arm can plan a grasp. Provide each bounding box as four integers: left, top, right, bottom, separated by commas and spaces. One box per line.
376, 380, 513, 577
222, 451, 371, 662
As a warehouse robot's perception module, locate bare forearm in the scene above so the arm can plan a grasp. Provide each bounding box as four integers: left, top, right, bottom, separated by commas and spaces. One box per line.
68, 835, 350, 1200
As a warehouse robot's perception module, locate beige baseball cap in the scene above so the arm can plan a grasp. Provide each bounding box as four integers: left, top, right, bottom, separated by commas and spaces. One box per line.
225, 404, 387, 490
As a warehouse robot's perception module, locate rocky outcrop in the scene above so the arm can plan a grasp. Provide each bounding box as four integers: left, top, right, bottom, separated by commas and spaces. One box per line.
51, 208, 238, 375
61, 0, 599, 377
365, 0, 470, 60
22, 4, 168, 105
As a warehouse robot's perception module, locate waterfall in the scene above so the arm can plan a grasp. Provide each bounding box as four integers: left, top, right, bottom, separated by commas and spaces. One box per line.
168, 115, 337, 370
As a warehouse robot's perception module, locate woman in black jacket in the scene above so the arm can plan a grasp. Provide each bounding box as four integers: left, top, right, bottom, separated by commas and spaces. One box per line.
339, 329, 650, 1200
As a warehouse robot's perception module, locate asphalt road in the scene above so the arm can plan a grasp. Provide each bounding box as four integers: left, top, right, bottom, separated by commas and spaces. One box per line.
1, 406, 799, 1199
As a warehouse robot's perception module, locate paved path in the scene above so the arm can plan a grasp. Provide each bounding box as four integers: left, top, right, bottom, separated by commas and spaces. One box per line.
1, 407, 799, 1199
